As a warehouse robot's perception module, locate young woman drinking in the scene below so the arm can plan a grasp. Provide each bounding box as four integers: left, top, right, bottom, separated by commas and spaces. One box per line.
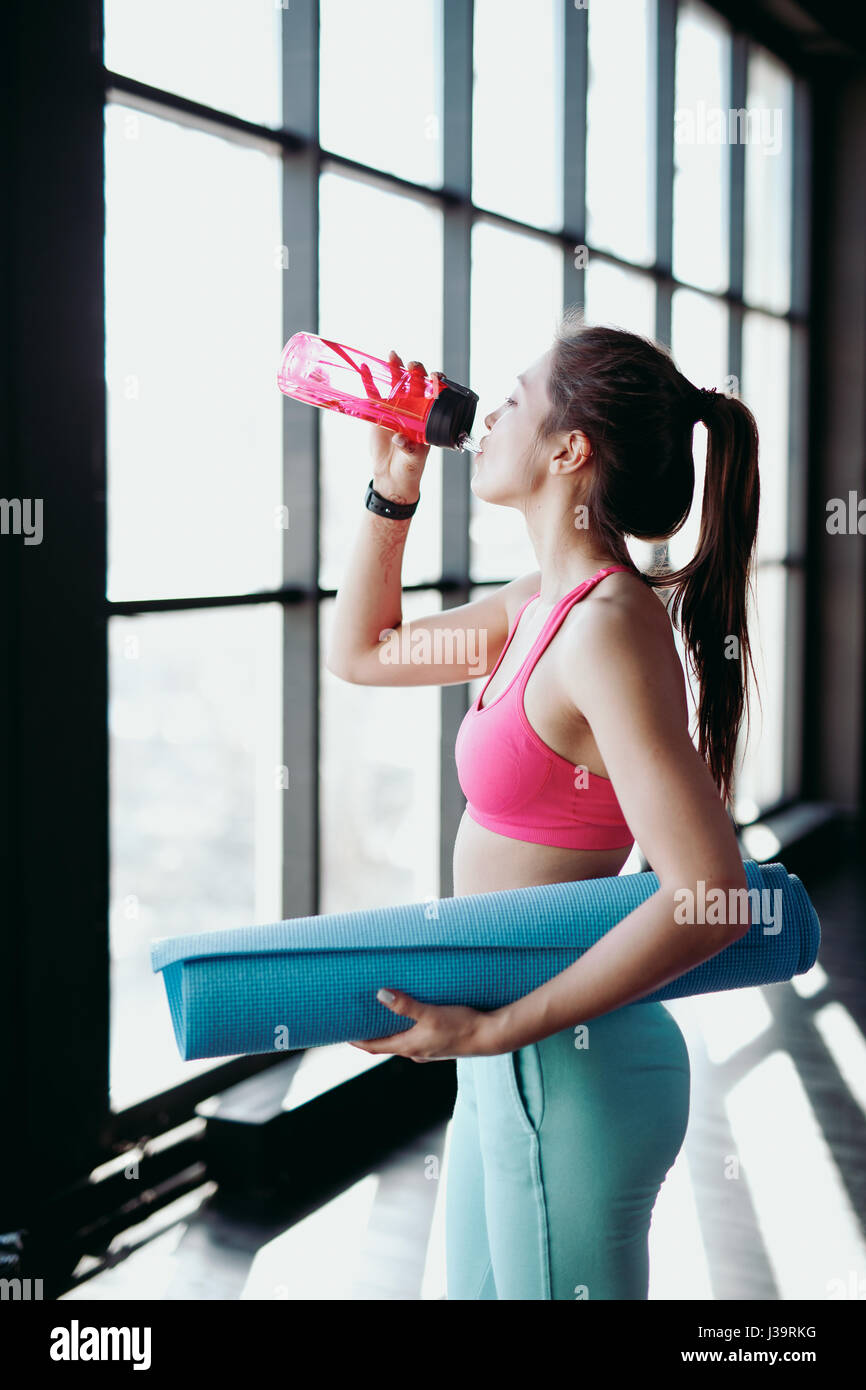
326, 306, 760, 1300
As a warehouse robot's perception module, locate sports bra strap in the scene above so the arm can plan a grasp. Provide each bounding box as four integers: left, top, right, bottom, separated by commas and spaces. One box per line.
516, 565, 636, 689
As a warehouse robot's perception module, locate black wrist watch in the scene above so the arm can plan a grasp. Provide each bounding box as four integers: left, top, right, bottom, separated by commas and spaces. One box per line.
364, 478, 420, 519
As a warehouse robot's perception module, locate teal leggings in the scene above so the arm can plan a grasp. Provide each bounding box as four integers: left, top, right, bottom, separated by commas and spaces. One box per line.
444, 1001, 691, 1300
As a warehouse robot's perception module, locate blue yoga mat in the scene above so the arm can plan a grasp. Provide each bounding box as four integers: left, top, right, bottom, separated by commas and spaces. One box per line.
151, 860, 820, 1060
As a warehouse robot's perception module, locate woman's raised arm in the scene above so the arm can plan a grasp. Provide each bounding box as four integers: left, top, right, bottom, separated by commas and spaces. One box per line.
323, 348, 542, 689
326, 570, 540, 689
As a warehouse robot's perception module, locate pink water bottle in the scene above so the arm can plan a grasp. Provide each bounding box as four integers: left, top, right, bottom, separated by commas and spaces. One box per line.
276, 331, 480, 452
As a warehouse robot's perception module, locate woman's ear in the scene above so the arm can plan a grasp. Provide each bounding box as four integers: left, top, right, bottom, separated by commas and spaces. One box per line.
548, 429, 592, 476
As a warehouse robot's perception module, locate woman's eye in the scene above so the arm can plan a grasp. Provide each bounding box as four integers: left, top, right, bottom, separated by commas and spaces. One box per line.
505, 396, 517, 407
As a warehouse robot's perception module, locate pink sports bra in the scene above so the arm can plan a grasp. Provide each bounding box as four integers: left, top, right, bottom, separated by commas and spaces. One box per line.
454, 565, 636, 850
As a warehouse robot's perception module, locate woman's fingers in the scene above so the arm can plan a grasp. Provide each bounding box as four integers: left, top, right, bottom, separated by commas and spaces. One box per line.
386, 351, 432, 409
388, 351, 431, 379
358, 360, 381, 401
387, 349, 404, 392
386, 349, 412, 404
405, 359, 427, 405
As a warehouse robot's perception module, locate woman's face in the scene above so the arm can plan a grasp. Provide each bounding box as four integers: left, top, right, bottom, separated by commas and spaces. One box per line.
470, 348, 553, 504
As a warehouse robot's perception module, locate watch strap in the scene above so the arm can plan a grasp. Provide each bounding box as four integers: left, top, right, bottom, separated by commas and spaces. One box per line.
365, 479, 419, 519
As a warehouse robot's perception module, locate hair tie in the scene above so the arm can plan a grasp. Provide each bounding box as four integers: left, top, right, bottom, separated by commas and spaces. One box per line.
692, 385, 718, 424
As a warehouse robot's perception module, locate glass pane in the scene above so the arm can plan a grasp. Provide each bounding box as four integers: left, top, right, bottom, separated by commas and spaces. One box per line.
583, 259, 656, 336
104, 0, 281, 128
743, 45, 793, 313
733, 562, 787, 817
472, 0, 563, 231
673, 0, 730, 292
469, 221, 563, 581
742, 310, 790, 564
105, 105, 283, 601
319, 0, 442, 187
109, 605, 283, 1111
586, 0, 656, 266
318, 172, 443, 590
669, 288, 730, 572
320, 591, 440, 912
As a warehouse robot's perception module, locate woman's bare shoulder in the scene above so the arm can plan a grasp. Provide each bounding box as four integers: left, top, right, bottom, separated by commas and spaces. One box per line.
560, 568, 688, 717
598, 567, 675, 627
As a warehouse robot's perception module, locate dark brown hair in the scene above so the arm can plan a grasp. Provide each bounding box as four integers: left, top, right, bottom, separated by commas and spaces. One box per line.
534, 305, 761, 815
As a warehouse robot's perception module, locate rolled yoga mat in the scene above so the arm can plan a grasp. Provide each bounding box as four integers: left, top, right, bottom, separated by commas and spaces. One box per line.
151, 860, 820, 1060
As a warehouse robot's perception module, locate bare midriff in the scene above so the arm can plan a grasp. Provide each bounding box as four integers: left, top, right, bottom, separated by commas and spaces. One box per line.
452, 812, 633, 896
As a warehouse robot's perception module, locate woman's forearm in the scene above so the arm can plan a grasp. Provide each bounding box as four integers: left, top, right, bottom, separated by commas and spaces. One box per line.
325, 496, 415, 678
482, 874, 750, 1054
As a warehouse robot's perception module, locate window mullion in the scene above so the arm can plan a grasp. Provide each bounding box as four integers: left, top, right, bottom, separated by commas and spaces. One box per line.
280, 0, 320, 917
654, 0, 676, 348
727, 31, 747, 388
439, 0, 474, 899
563, 0, 588, 310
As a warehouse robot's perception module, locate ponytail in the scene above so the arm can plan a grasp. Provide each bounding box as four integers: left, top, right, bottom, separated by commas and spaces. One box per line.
647, 390, 762, 814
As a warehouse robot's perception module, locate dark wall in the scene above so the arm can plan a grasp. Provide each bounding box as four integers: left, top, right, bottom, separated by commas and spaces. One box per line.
1, 0, 110, 1220
805, 71, 866, 813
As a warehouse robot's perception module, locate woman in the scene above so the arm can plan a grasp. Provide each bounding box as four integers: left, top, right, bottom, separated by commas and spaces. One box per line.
325, 306, 761, 1300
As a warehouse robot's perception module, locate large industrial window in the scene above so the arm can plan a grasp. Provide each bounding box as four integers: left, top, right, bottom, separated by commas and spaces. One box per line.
102, 0, 810, 1113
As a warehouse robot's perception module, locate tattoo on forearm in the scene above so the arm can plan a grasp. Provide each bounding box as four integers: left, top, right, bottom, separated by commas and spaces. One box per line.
371, 513, 412, 587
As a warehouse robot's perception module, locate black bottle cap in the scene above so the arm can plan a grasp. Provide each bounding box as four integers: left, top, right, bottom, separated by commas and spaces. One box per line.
424, 376, 479, 450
